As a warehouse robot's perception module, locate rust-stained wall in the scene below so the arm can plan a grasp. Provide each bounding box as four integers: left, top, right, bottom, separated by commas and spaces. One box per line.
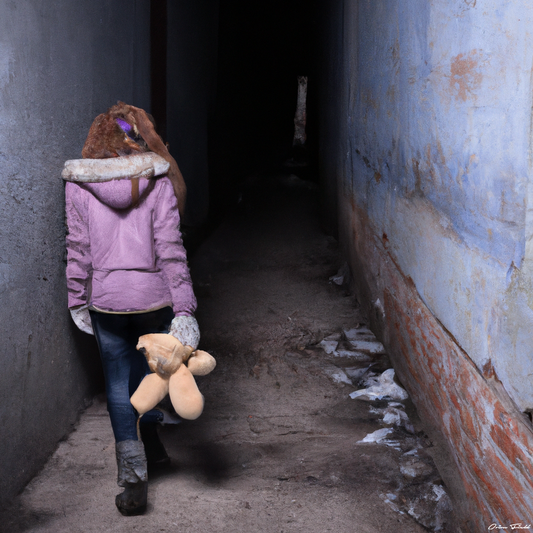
318, 0, 533, 528
342, 201, 533, 530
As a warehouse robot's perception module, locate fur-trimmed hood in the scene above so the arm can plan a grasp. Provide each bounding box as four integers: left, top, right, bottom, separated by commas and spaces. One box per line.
82, 179, 153, 210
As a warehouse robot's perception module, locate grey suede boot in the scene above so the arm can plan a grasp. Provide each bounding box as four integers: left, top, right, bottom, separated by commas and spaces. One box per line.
115, 440, 148, 516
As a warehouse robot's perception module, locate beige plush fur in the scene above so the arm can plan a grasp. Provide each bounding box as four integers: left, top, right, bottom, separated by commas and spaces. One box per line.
130, 373, 169, 416
131, 334, 216, 420
168, 365, 204, 420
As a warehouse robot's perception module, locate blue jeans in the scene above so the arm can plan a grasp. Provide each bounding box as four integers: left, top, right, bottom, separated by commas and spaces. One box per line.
90, 307, 174, 443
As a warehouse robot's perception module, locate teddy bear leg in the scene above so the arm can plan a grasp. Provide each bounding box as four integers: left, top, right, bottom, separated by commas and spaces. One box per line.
115, 440, 148, 516
169, 364, 205, 420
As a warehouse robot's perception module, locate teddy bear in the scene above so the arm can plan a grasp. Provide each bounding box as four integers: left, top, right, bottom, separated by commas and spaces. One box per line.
131, 334, 216, 420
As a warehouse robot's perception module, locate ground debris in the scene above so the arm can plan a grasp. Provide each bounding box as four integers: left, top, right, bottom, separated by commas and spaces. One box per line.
329, 262, 350, 286
349, 368, 409, 401
315, 323, 455, 532
400, 454, 435, 481
399, 482, 454, 532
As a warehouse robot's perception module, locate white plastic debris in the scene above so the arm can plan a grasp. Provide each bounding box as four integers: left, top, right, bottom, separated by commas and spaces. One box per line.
403, 448, 419, 456
358, 427, 393, 443
400, 459, 434, 480
432, 484, 448, 501
334, 349, 374, 361
344, 327, 374, 340
346, 339, 386, 354
349, 368, 409, 401
344, 366, 372, 382
382, 405, 415, 434
369, 402, 414, 433
358, 428, 401, 450
329, 263, 350, 286
324, 367, 352, 385
404, 482, 453, 531
318, 337, 375, 361
379, 493, 404, 515
383, 439, 402, 450
318, 339, 338, 354
361, 372, 380, 387
343, 327, 384, 351
382, 407, 405, 426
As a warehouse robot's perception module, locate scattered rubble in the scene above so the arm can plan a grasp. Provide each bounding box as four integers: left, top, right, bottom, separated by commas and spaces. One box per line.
349, 369, 409, 402
358, 427, 395, 445
373, 402, 415, 434
322, 366, 353, 386
329, 262, 350, 286
315, 324, 454, 532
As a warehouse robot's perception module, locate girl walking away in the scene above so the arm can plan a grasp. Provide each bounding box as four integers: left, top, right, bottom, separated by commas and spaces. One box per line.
64, 103, 199, 515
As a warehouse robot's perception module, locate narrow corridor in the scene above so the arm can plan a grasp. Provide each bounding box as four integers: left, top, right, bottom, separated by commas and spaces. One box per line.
1, 174, 455, 533
3, 2, 533, 528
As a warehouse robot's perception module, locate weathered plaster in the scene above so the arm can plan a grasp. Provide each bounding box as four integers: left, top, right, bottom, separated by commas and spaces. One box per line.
318, 0, 533, 525
339, 195, 533, 529
344, 0, 533, 409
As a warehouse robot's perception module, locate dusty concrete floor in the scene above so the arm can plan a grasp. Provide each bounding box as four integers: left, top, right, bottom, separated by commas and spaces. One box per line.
1, 174, 457, 532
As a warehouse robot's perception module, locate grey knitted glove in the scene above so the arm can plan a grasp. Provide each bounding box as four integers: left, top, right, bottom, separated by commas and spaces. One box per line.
169, 316, 200, 350
70, 305, 94, 335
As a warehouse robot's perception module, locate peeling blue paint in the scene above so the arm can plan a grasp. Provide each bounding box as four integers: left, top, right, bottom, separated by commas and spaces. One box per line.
320, 1, 533, 410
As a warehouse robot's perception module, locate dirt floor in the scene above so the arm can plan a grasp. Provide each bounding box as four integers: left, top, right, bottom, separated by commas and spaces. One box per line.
1, 174, 458, 532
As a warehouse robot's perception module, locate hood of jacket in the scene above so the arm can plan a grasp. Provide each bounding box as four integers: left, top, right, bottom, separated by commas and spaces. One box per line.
82, 178, 152, 209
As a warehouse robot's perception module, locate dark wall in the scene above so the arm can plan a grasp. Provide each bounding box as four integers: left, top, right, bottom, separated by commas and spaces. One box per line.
166, 0, 220, 227
316, 0, 344, 237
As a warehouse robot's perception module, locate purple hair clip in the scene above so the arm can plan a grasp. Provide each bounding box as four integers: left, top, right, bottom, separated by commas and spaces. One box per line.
116, 117, 132, 133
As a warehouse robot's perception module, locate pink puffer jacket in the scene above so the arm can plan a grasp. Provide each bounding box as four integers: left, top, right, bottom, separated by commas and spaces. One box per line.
65, 176, 196, 316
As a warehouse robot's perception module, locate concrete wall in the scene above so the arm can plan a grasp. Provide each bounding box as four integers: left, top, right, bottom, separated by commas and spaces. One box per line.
0, 0, 150, 504
318, 0, 533, 528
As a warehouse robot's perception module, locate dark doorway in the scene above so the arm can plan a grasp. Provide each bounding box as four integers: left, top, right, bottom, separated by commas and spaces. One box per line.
209, 0, 319, 218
